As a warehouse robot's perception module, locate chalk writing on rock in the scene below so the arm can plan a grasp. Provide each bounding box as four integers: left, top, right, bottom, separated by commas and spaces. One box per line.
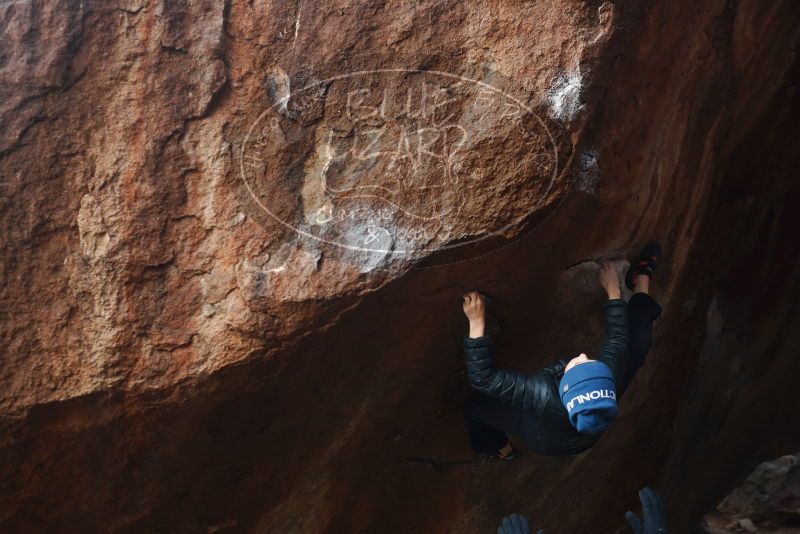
240, 68, 567, 258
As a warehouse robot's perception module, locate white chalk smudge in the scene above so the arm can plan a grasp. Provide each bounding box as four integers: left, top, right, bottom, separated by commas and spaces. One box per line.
292, 2, 302, 52
265, 67, 291, 115
340, 223, 393, 273
226, 211, 246, 228
547, 70, 583, 122
301, 129, 335, 225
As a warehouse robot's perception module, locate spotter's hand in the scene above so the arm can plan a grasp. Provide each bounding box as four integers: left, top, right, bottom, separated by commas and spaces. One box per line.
625, 487, 667, 534
497, 513, 543, 534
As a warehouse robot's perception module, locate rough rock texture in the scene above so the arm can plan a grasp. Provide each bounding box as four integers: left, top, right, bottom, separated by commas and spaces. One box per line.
1, 0, 799, 532
701, 453, 800, 533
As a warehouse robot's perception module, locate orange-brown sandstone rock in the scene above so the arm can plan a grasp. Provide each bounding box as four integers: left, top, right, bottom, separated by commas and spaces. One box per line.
1, 0, 799, 532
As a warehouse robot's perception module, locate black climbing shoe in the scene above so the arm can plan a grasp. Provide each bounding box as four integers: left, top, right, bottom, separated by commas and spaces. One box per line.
625, 243, 662, 291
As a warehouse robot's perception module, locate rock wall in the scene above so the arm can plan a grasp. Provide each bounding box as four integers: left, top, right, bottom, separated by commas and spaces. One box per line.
702, 453, 800, 533
1, 0, 798, 532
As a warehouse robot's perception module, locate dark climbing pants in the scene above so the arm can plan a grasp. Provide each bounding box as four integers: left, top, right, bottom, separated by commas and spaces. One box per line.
463, 293, 662, 455
621, 292, 663, 389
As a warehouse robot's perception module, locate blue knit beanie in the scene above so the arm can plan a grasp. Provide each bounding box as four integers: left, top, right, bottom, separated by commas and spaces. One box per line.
559, 360, 618, 434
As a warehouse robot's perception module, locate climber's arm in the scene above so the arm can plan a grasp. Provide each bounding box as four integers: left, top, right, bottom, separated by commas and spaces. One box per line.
463, 335, 554, 413
596, 298, 630, 376
462, 291, 555, 413
596, 261, 630, 377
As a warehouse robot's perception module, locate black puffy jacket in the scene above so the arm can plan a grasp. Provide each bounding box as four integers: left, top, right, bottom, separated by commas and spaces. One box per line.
463, 299, 630, 455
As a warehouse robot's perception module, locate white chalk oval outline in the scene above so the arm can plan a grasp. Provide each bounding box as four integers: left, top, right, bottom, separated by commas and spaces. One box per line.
240, 68, 561, 255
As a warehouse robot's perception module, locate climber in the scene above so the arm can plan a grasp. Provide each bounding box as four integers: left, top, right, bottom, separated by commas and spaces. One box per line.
462, 244, 663, 458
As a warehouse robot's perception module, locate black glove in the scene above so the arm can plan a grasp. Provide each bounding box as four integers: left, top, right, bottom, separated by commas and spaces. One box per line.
625, 487, 667, 534
497, 513, 544, 534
